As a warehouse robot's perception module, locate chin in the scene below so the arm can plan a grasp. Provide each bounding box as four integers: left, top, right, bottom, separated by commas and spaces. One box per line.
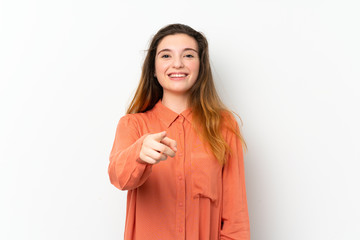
165, 88, 190, 95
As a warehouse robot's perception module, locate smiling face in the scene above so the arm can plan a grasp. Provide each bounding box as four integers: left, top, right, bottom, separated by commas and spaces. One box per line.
155, 33, 200, 99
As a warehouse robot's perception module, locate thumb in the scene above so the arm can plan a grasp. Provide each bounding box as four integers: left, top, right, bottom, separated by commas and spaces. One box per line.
152, 131, 167, 142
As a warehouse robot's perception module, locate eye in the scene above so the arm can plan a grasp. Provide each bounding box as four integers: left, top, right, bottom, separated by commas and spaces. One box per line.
161, 54, 171, 58
185, 54, 194, 58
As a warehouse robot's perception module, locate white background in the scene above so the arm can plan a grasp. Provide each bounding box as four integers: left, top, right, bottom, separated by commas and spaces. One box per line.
1, 0, 359, 239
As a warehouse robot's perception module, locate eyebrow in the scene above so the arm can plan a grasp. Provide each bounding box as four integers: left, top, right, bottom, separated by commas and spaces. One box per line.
157, 48, 198, 55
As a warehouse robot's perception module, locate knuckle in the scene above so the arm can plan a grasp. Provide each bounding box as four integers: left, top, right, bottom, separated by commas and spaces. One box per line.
154, 153, 162, 161
160, 145, 166, 153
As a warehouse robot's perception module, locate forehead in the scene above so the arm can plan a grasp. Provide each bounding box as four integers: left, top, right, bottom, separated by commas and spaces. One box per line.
157, 33, 198, 52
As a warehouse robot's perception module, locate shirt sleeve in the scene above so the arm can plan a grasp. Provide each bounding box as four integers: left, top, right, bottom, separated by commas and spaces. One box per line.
220, 119, 250, 240
108, 114, 152, 190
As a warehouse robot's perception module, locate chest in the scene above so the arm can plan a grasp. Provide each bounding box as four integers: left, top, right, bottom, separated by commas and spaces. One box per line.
138, 115, 223, 202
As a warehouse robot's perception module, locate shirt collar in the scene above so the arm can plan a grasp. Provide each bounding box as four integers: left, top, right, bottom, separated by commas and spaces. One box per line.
151, 100, 193, 127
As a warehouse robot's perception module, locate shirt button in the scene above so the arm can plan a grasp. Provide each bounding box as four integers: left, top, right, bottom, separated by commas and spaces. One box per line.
178, 176, 182, 181
179, 202, 183, 207
179, 227, 183, 232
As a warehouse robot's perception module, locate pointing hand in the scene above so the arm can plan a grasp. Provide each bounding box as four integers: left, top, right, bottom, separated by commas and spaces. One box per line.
139, 131, 177, 164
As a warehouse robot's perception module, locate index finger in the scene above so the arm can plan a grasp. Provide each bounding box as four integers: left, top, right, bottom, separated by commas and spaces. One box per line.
152, 131, 167, 142
161, 136, 177, 152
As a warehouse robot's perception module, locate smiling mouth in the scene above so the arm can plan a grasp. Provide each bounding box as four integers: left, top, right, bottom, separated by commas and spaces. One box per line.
168, 73, 188, 78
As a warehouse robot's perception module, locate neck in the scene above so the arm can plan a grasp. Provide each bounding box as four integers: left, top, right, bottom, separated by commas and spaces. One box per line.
161, 92, 190, 114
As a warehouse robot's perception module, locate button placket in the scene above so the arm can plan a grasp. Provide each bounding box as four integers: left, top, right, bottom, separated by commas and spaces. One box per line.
175, 114, 186, 239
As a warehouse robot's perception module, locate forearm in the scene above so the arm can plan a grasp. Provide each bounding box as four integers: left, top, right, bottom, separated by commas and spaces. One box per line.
108, 134, 152, 190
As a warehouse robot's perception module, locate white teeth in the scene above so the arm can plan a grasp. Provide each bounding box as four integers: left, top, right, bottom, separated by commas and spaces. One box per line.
169, 74, 186, 77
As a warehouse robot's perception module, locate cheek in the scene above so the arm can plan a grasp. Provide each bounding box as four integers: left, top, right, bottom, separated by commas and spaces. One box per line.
155, 61, 170, 74
189, 61, 200, 76
154, 61, 160, 74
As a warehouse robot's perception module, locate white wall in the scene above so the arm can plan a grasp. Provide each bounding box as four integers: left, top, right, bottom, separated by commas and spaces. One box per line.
1, 0, 359, 239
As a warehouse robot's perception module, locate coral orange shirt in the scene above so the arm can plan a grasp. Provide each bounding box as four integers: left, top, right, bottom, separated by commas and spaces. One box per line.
108, 100, 250, 240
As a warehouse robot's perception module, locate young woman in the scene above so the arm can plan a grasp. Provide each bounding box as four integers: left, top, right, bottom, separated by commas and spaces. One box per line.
108, 24, 250, 240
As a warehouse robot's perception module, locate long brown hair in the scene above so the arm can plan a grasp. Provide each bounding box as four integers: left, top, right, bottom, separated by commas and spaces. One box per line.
127, 23, 246, 165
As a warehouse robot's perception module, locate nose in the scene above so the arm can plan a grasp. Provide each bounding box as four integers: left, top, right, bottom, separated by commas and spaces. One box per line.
172, 55, 184, 68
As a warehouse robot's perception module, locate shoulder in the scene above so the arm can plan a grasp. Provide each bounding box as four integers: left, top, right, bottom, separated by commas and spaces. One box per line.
119, 112, 144, 125
119, 113, 135, 124
219, 110, 242, 143
117, 114, 137, 132
220, 110, 239, 129
118, 110, 154, 129
116, 113, 146, 138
